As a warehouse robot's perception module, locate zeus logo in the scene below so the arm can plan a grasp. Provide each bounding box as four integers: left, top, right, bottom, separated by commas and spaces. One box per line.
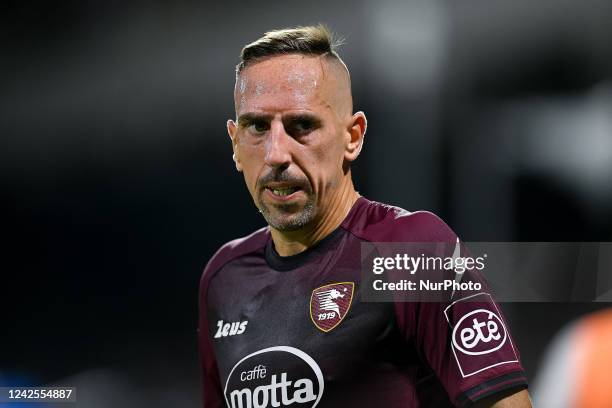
214, 320, 248, 338
452, 309, 507, 355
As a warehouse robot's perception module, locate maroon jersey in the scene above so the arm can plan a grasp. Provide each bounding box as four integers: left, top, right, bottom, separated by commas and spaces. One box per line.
198, 197, 527, 407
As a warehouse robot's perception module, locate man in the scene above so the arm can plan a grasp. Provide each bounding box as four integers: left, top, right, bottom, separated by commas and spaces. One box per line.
199, 25, 531, 407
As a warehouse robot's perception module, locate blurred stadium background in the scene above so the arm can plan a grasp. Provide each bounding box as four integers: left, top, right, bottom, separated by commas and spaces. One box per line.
1, 0, 611, 406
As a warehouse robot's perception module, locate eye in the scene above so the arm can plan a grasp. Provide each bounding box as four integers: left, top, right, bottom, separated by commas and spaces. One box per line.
286, 119, 318, 137
247, 121, 269, 135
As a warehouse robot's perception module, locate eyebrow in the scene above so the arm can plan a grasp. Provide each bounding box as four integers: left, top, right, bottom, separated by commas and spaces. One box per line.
237, 112, 322, 126
237, 113, 273, 127
282, 113, 321, 125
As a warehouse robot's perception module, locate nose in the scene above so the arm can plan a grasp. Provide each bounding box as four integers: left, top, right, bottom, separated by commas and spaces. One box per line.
264, 119, 292, 169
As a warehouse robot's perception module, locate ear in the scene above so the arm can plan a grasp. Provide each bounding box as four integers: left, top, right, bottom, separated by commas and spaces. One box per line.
344, 111, 367, 162
227, 119, 243, 172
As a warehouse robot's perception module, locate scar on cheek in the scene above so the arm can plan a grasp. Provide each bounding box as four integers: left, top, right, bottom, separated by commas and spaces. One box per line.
255, 84, 265, 95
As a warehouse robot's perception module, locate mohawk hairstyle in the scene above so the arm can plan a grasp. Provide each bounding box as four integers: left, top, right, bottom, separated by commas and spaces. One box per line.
236, 24, 345, 75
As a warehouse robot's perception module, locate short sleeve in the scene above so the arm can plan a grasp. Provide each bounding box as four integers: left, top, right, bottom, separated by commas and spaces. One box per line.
391, 214, 528, 406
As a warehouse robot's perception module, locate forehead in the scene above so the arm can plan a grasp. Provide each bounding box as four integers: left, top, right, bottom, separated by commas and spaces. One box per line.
235, 54, 329, 114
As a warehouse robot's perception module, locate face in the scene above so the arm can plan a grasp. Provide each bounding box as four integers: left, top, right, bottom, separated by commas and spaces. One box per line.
227, 54, 364, 231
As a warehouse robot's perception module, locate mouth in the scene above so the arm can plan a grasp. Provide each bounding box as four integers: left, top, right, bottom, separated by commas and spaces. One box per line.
268, 186, 299, 196
263, 184, 304, 201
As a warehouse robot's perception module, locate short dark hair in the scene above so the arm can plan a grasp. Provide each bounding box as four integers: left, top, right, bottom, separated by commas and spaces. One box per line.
236, 24, 345, 75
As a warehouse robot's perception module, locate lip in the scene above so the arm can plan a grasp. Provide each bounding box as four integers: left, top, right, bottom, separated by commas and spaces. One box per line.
263, 187, 304, 202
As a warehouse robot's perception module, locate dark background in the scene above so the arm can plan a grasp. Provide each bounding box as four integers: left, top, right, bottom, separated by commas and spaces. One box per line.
2, 0, 612, 406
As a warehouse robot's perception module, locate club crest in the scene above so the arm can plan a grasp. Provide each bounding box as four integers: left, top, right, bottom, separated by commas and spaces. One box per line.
310, 282, 354, 332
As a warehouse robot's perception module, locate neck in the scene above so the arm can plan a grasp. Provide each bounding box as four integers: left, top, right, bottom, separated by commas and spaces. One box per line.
270, 178, 359, 257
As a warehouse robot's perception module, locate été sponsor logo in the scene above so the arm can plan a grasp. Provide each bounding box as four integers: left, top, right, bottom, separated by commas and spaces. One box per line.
452, 309, 507, 355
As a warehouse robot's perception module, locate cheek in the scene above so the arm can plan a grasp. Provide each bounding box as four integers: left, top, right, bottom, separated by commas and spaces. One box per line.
238, 144, 265, 188
241, 168, 260, 201
318, 133, 346, 169
304, 136, 345, 186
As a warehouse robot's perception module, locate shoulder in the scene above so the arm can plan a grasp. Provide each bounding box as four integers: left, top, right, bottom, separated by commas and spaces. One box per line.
199, 226, 270, 292
343, 197, 458, 243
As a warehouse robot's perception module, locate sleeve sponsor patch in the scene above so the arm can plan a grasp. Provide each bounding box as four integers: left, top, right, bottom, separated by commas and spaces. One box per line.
444, 292, 520, 378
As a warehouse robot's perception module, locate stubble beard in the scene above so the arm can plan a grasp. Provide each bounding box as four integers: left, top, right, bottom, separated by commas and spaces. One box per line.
257, 195, 317, 231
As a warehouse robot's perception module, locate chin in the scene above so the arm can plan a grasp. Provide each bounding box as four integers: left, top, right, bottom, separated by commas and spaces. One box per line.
266, 215, 308, 231
264, 208, 316, 232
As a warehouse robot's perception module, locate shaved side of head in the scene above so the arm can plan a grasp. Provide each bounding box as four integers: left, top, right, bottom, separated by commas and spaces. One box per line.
316, 55, 352, 118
